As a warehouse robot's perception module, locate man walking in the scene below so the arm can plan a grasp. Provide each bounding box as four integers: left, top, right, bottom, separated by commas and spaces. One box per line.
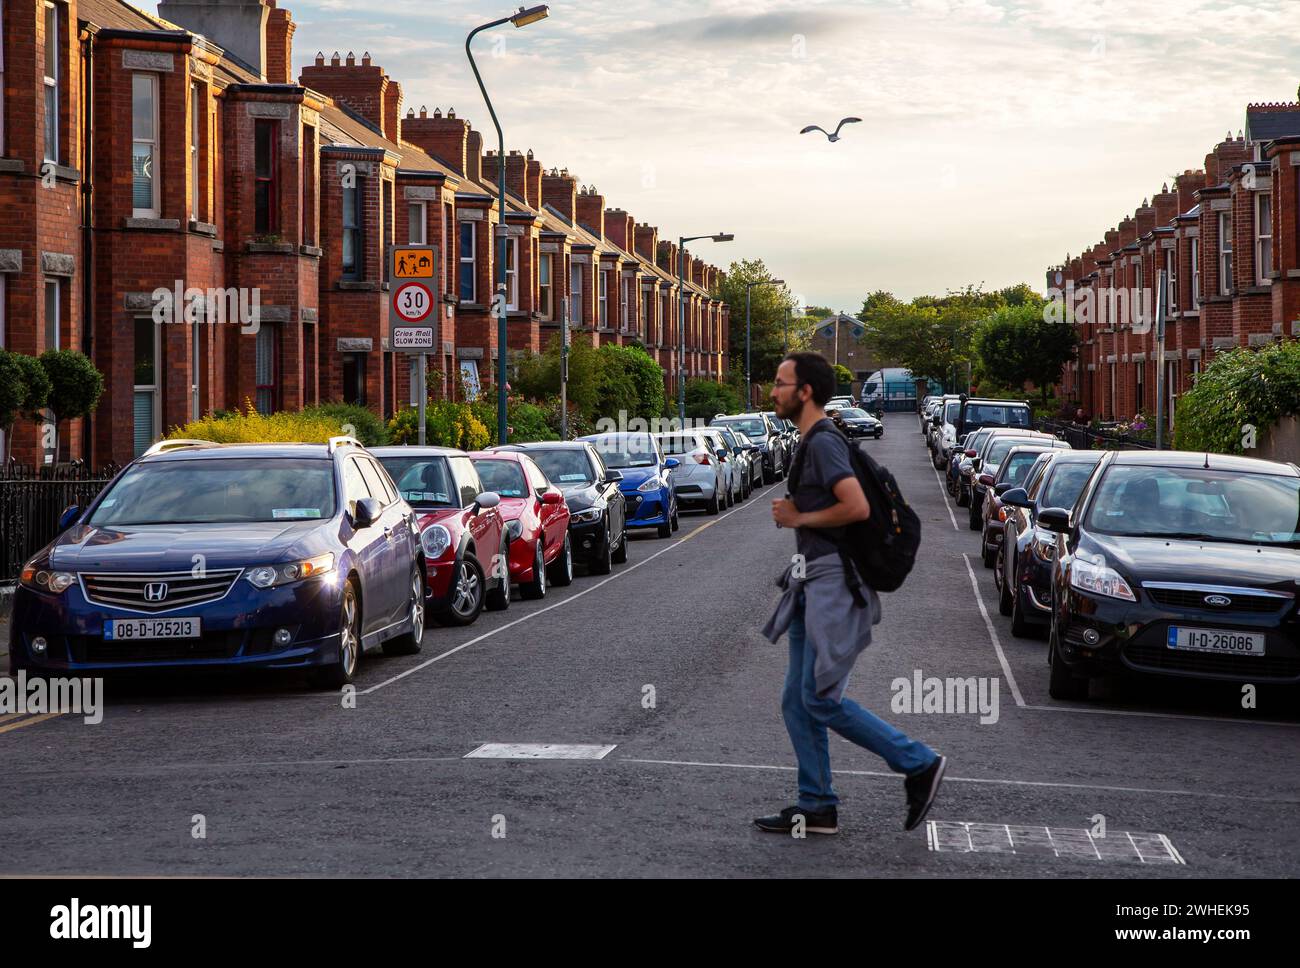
756, 351, 945, 835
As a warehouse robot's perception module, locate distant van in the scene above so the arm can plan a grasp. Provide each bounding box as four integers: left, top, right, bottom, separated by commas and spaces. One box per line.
860, 368, 941, 411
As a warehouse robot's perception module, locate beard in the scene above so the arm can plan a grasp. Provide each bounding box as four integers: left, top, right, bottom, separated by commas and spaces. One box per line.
773, 395, 803, 420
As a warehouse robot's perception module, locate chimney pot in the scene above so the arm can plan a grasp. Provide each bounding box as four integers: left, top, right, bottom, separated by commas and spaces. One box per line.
315, 51, 325, 65
407, 107, 414, 118
448, 107, 456, 118
526, 148, 534, 159
361, 51, 371, 66
345, 51, 355, 65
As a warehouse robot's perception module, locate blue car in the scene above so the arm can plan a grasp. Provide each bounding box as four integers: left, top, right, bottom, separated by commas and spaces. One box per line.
8, 437, 424, 689
577, 432, 680, 538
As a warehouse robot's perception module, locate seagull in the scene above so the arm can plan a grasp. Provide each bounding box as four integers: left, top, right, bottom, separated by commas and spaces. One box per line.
799, 117, 862, 142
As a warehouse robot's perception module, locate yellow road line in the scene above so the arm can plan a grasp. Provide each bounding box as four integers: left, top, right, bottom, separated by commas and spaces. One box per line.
0, 713, 63, 734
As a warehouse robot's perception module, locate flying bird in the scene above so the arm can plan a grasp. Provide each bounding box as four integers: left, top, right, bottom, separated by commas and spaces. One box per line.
799, 117, 862, 142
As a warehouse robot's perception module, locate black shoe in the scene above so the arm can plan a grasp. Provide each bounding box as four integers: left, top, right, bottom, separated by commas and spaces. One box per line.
903, 754, 947, 831
753, 804, 838, 835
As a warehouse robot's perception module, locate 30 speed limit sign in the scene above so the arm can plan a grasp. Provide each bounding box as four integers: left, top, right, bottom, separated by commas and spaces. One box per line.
393, 281, 434, 323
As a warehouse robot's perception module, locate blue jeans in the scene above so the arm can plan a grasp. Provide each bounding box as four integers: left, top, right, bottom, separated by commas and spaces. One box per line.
782, 593, 937, 810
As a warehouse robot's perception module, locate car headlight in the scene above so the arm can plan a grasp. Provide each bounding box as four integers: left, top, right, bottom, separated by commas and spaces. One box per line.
571, 507, 603, 523
245, 553, 336, 589
637, 477, 664, 492
1069, 555, 1134, 601
20, 565, 76, 594
505, 520, 523, 541
420, 524, 452, 558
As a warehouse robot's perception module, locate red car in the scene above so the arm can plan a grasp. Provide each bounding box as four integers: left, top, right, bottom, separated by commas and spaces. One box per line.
373, 447, 510, 627
470, 450, 573, 599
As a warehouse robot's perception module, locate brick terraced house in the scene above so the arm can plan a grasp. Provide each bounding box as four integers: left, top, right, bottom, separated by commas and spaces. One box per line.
1049, 97, 1300, 428
0, 0, 731, 467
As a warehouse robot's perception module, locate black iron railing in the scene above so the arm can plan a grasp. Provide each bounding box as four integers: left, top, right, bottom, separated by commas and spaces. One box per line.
1035, 418, 1159, 451
0, 461, 121, 583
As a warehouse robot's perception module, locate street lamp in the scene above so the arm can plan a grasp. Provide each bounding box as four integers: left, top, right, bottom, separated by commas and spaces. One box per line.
466, 5, 549, 446
744, 278, 783, 408
677, 233, 733, 422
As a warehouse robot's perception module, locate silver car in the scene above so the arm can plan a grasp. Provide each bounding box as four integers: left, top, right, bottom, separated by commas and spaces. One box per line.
699, 427, 745, 505
731, 430, 764, 492
656, 431, 727, 514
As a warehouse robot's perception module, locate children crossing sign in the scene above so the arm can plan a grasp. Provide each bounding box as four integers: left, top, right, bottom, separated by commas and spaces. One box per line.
392, 246, 436, 279
388, 245, 440, 447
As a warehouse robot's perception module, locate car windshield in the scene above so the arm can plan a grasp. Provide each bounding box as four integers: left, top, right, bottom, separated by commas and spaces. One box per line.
379, 456, 457, 507
1041, 461, 1100, 509
965, 404, 1031, 427
1085, 465, 1300, 544
716, 418, 766, 439
967, 431, 992, 453
840, 408, 868, 419
657, 434, 702, 455
472, 459, 528, 498
944, 401, 961, 423
89, 457, 336, 525
585, 434, 658, 468
528, 449, 596, 485
999, 452, 1043, 485
986, 437, 1042, 464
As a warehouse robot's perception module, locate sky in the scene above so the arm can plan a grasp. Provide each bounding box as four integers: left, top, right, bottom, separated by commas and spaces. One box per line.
152, 0, 1300, 311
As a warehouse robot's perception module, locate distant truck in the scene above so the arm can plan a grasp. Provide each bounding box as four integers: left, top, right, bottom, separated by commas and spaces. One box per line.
859, 367, 942, 412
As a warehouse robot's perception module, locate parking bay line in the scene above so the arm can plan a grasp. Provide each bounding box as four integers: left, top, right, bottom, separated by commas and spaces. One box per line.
356, 482, 786, 696
0, 713, 63, 735
962, 553, 1026, 708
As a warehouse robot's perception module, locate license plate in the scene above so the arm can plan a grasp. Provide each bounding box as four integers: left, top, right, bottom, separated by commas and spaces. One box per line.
1167, 626, 1264, 656
104, 617, 201, 640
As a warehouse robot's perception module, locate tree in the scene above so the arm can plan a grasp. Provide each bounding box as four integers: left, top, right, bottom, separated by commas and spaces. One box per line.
39, 350, 105, 462
716, 258, 798, 384
971, 303, 1078, 403
0, 351, 52, 462
684, 378, 741, 420
832, 363, 853, 388
598, 343, 663, 419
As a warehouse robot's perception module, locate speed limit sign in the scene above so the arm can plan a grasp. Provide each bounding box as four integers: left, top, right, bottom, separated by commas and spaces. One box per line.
393, 281, 434, 323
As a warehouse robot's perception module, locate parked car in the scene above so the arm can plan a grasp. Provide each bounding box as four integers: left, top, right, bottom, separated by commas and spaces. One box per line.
954, 396, 1033, 441
374, 446, 510, 628
978, 444, 1064, 567
709, 424, 755, 499
711, 414, 784, 484
11, 437, 424, 688
578, 432, 679, 539
656, 430, 727, 514
731, 430, 765, 492
951, 428, 997, 505
761, 411, 795, 473
929, 394, 965, 469
997, 450, 1105, 636
1041, 451, 1300, 700
489, 441, 628, 574
698, 427, 745, 505
827, 395, 856, 410
966, 431, 1069, 529
469, 450, 573, 600
832, 407, 884, 439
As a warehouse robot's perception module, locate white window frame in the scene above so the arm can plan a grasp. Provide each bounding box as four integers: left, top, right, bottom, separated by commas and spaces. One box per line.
191, 318, 202, 421
1135, 360, 1144, 416
408, 200, 426, 245
1190, 237, 1201, 302
505, 236, 519, 311
133, 317, 161, 457
458, 220, 476, 303
1218, 212, 1232, 296
44, 278, 60, 350
620, 274, 630, 332
1164, 247, 1176, 314
1255, 193, 1272, 286
132, 72, 159, 218
598, 268, 608, 328
538, 253, 552, 320
190, 82, 200, 220
570, 262, 582, 326
43, 2, 59, 164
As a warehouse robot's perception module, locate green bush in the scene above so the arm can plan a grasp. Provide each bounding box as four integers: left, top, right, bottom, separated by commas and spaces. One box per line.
170, 401, 342, 443
302, 401, 389, 446
1174, 341, 1300, 453
684, 378, 742, 420
38, 350, 104, 461
0, 349, 52, 459
387, 402, 490, 450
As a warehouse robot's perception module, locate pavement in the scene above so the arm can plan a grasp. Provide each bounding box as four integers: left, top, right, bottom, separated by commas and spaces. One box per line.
0, 412, 1296, 877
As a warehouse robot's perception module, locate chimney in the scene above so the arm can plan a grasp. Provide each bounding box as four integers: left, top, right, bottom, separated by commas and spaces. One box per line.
504, 150, 530, 206
383, 80, 402, 145
1174, 169, 1203, 213
1104, 228, 1120, 253
527, 152, 542, 210
575, 185, 605, 237
691, 256, 705, 287
403, 107, 469, 175
541, 167, 578, 222
264, 3, 295, 84
1152, 183, 1178, 225
466, 129, 483, 184
1205, 134, 1250, 185
604, 208, 634, 251
158, 0, 273, 79
300, 50, 400, 142
1117, 216, 1137, 247
634, 223, 658, 262
658, 240, 678, 272
1134, 199, 1155, 237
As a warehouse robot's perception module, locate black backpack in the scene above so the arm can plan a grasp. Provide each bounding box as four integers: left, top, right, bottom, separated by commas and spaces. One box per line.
787, 419, 922, 597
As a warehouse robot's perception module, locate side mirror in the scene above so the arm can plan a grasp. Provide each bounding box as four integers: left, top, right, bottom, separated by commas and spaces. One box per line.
58, 504, 81, 531
352, 496, 381, 528
1000, 486, 1029, 507
972, 458, 982, 471
540, 490, 563, 505
472, 491, 501, 514
605, 469, 624, 483
994, 482, 1012, 495
978, 473, 995, 487
932, 414, 942, 426
964, 448, 977, 457
1038, 507, 1071, 533
664, 457, 680, 469
715, 448, 728, 460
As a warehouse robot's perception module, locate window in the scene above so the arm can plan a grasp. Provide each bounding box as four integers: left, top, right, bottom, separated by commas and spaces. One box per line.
190, 83, 201, 220
1, 3, 6, 155
1190, 236, 1201, 302
342, 352, 366, 406
1135, 360, 1144, 416
132, 73, 158, 217
303, 323, 317, 404
381, 181, 393, 282
301, 125, 316, 245
538, 253, 553, 319
570, 262, 582, 326
505, 237, 518, 310
450, 456, 482, 508
621, 276, 630, 333
357, 458, 390, 507
1256, 194, 1272, 286
1218, 212, 1232, 295
43, 3, 58, 164
254, 119, 278, 234
343, 458, 370, 511
598, 268, 608, 328
1190, 356, 1201, 386
642, 288, 653, 342
341, 179, 362, 278
133, 317, 160, 457
44, 279, 60, 350
191, 319, 202, 421
1164, 247, 1176, 314
1108, 361, 1116, 418
255, 323, 277, 414
458, 221, 476, 302
408, 201, 426, 245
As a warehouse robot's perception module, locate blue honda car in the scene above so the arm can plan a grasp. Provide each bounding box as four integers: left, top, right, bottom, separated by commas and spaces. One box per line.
577, 432, 679, 538
8, 437, 425, 689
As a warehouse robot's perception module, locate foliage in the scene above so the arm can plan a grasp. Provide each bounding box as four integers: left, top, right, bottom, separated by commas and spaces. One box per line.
387, 401, 490, 450
1173, 341, 1300, 453
832, 363, 854, 388
15, 352, 52, 421
39, 350, 104, 424
541, 396, 594, 440
970, 302, 1078, 404
169, 400, 342, 443
302, 401, 389, 446
684, 378, 742, 420
0, 350, 52, 459
716, 258, 799, 383
512, 337, 666, 426
601, 343, 665, 419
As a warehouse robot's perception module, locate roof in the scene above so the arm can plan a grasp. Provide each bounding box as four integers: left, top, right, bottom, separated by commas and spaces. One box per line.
1109, 451, 1299, 476
370, 445, 468, 458
491, 441, 592, 451
1245, 104, 1300, 143
143, 443, 337, 461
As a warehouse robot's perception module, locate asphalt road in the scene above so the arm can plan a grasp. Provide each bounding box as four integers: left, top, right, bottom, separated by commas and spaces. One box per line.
1, 414, 1297, 878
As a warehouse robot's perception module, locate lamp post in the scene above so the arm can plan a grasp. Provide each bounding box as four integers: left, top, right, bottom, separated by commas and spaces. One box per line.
744, 278, 783, 408
677, 233, 733, 422
466, 4, 549, 446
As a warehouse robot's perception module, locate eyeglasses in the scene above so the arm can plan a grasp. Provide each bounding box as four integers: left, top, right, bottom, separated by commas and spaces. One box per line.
772, 380, 802, 390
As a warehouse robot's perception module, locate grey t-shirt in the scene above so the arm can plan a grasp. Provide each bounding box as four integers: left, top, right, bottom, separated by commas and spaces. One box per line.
791, 419, 856, 561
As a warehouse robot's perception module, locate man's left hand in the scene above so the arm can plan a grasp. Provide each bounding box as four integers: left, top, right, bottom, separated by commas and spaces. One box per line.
771, 497, 802, 529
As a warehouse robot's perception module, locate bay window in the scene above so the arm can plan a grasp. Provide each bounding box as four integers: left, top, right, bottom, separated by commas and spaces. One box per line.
132, 73, 159, 217
539, 253, 553, 319
1218, 212, 1232, 295
408, 201, 426, 245
1255, 194, 1272, 285
43, 3, 59, 164
254, 119, 278, 234
341, 178, 362, 278
458, 221, 476, 302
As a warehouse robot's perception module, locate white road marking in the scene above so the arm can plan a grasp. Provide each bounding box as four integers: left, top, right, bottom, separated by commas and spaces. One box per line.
357, 483, 785, 695
962, 553, 1026, 708
617, 756, 1300, 804
928, 820, 1184, 863
464, 743, 616, 760
930, 463, 960, 531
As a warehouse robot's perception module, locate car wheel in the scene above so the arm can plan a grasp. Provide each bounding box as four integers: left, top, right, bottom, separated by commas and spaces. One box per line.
763, 465, 775, 485
657, 517, 672, 538
968, 502, 982, 530
439, 557, 485, 627
981, 537, 997, 569
547, 531, 574, 587
520, 541, 547, 600
706, 491, 720, 515
1010, 579, 1035, 638
1048, 611, 1089, 701
933, 452, 945, 470
383, 566, 426, 655
485, 537, 512, 611
612, 525, 629, 563
671, 507, 680, 531
590, 522, 614, 575
956, 485, 969, 508
997, 550, 1014, 616
312, 578, 361, 688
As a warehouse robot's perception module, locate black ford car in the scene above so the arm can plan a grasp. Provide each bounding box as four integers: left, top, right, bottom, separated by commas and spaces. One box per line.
1040, 450, 1300, 700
